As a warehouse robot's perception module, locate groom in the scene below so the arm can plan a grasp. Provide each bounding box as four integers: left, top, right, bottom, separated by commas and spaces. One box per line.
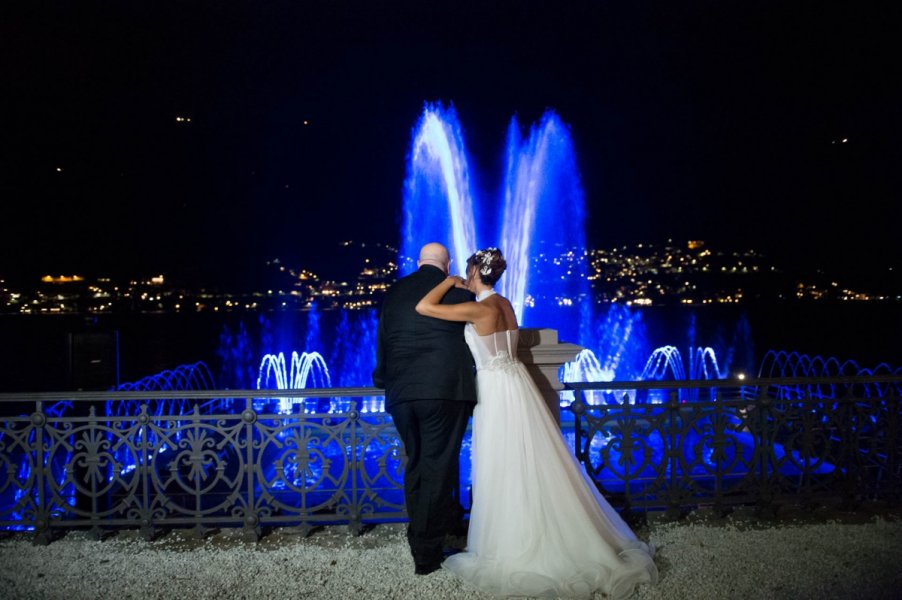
373, 242, 476, 575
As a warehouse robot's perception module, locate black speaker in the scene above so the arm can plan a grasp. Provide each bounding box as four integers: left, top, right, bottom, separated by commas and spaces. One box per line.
67, 331, 120, 390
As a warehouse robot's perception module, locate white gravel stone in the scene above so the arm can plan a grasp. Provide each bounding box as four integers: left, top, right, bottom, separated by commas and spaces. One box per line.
1, 509, 900, 599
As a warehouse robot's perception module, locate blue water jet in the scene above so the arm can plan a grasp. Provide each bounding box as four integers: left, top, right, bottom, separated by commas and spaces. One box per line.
401, 102, 592, 345
400, 104, 478, 278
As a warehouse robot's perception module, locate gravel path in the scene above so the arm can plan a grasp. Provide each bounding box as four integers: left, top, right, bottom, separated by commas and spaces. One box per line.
2, 506, 901, 599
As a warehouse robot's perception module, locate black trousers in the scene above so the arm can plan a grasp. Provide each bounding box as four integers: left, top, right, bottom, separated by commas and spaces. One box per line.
388, 399, 472, 565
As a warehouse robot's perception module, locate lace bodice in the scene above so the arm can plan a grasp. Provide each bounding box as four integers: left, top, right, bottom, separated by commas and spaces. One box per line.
464, 323, 520, 372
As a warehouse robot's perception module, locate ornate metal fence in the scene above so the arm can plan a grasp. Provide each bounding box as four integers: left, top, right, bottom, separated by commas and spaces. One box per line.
0, 389, 404, 544
565, 376, 901, 516
2, 376, 900, 545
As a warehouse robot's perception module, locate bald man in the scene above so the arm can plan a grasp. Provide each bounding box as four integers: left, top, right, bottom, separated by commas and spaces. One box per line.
373, 242, 477, 575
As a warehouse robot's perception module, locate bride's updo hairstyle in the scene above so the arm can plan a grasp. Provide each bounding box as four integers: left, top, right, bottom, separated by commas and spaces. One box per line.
466, 247, 507, 286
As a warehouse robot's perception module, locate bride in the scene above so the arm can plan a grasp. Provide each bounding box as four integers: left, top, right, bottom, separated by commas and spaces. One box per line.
416, 247, 657, 599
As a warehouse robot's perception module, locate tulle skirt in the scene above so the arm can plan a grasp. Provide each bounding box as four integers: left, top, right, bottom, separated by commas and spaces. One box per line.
443, 362, 658, 599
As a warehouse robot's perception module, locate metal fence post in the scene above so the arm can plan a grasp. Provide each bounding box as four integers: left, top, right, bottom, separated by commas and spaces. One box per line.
665, 389, 681, 520
32, 400, 51, 545
242, 398, 260, 542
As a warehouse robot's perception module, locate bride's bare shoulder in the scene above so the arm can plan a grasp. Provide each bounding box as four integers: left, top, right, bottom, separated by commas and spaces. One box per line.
494, 295, 519, 329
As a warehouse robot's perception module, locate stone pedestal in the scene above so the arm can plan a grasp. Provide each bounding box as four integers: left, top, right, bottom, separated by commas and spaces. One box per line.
516, 328, 585, 424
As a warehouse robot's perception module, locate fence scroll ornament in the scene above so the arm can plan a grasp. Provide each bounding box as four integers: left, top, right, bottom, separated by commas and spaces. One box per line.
1, 376, 900, 544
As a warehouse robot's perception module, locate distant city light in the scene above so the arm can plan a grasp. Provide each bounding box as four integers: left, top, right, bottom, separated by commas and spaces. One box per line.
175, 116, 192, 123
3, 239, 891, 316
40, 275, 84, 284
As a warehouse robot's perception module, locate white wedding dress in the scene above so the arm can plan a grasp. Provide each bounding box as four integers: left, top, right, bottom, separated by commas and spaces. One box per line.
443, 324, 658, 599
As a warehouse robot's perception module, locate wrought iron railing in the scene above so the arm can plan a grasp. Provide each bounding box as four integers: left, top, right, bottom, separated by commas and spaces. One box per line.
1, 376, 899, 545
564, 376, 901, 517
0, 389, 402, 544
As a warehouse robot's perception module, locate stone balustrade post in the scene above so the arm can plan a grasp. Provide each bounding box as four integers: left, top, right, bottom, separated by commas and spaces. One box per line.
516, 328, 584, 424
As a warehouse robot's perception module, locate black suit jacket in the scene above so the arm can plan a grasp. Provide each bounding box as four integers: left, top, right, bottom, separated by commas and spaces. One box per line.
373, 265, 477, 408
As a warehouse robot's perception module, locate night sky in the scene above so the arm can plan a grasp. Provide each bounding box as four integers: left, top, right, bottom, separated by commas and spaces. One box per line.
2, 1, 899, 288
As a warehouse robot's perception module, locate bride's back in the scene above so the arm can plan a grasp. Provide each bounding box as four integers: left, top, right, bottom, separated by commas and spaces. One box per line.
472, 293, 518, 335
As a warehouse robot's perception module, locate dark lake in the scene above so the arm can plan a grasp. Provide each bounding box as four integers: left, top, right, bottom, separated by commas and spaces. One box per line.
1, 301, 899, 393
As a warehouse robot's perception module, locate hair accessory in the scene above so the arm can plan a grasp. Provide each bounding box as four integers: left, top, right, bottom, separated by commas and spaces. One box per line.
476, 247, 498, 263
473, 247, 501, 278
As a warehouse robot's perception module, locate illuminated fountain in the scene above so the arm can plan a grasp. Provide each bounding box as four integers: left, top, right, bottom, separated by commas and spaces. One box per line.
400, 106, 477, 277
400, 102, 590, 344
756, 349, 902, 400
257, 351, 331, 413
116, 362, 217, 392
398, 103, 734, 384
110, 362, 220, 417
634, 346, 726, 402
251, 307, 382, 413
758, 349, 901, 379
562, 303, 653, 405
